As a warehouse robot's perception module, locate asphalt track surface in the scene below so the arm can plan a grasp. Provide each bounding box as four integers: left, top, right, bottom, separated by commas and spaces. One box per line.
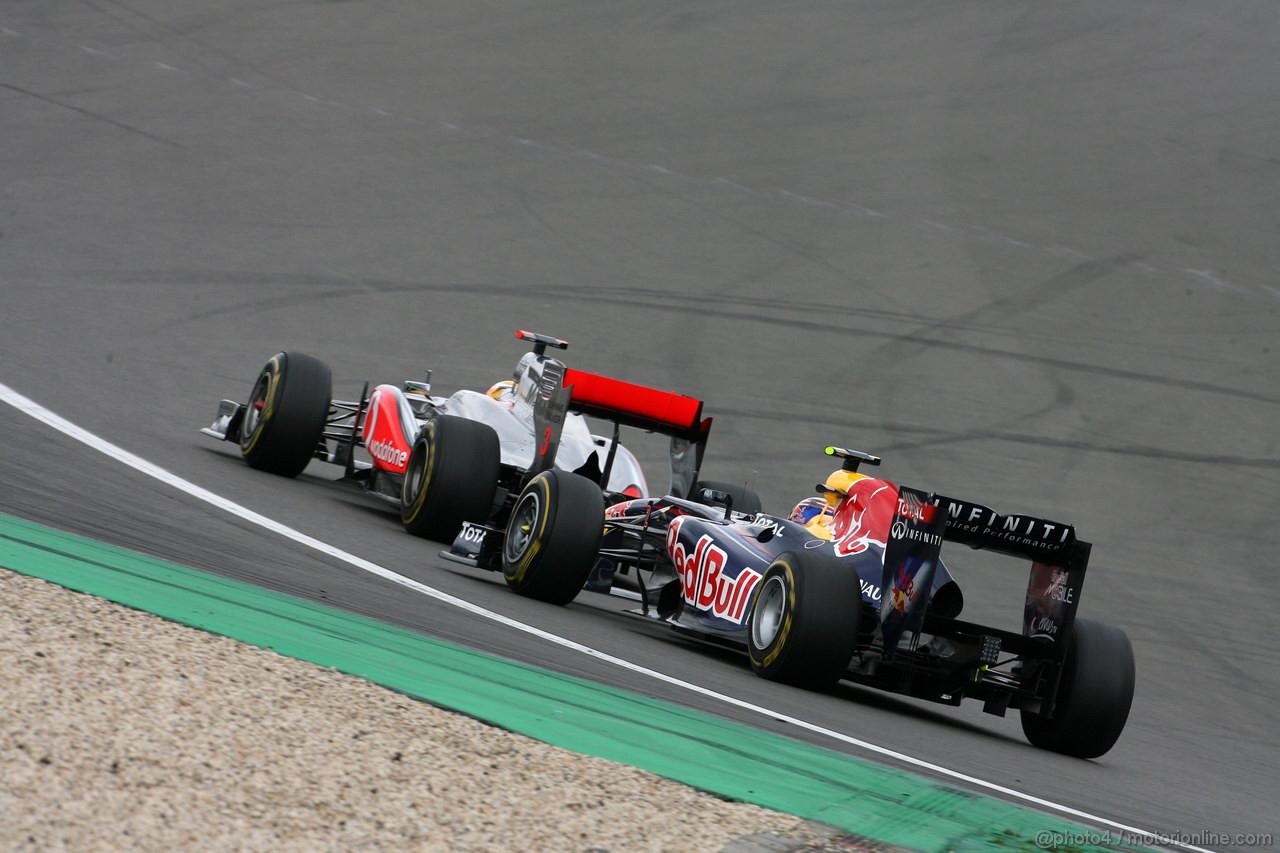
2, 1, 1277, 847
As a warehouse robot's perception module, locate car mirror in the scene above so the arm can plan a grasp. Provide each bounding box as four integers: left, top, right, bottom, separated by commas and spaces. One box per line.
700, 488, 730, 505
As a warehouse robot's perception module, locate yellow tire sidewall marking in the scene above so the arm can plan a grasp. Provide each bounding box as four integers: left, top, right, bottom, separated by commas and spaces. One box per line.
758, 559, 797, 670
507, 475, 552, 584
241, 356, 282, 457
261, 356, 282, 420
403, 422, 438, 524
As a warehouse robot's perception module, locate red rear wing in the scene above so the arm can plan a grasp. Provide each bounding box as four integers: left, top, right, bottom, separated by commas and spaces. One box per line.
562, 368, 708, 439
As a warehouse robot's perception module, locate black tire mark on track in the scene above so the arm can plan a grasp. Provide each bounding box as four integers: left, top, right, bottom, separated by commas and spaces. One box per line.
0, 81, 180, 148
856, 254, 1145, 475
106, 270, 954, 329
857, 253, 1145, 367
127, 271, 1279, 408
716, 405, 1280, 469
74, 0, 357, 109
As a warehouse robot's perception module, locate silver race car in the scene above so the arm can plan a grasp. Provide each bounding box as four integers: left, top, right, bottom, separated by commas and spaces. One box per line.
201, 330, 760, 550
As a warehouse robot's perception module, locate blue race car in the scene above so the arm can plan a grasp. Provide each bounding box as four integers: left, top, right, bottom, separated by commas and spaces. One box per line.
443, 445, 1136, 759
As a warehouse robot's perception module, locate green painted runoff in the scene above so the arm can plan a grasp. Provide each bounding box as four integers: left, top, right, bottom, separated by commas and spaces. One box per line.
0, 512, 1150, 853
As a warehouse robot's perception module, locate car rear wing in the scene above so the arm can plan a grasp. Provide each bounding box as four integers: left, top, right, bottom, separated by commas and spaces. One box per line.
932, 494, 1078, 563
562, 369, 709, 439
520, 356, 712, 498
562, 368, 713, 499
880, 486, 1089, 661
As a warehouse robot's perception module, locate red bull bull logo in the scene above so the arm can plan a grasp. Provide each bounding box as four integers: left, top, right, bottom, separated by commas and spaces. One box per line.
831, 479, 897, 557
604, 500, 639, 519
888, 560, 918, 615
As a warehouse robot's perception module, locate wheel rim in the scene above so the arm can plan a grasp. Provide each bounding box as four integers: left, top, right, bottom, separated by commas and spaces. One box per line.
402, 441, 427, 506
751, 575, 787, 649
240, 372, 270, 450
504, 490, 542, 566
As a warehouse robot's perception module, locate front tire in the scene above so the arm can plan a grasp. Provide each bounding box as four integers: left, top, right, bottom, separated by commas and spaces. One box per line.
400, 416, 500, 542
502, 471, 605, 605
239, 352, 332, 478
1021, 618, 1136, 758
747, 549, 860, 688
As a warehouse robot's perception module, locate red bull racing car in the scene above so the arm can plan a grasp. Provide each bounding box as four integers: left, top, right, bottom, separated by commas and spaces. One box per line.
445, 446, 1136, 758
200, 330, 760, 545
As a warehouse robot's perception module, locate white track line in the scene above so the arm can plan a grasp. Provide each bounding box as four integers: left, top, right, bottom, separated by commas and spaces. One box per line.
0, 382, 1202, 852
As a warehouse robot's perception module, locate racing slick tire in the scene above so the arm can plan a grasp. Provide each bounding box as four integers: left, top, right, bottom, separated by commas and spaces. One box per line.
694, 479, 763, 515
747, 549, 860, 688
502, 470, 605, 605
1020, 618, 1136, 758
239, 352, 332, 478
400, 415, 501, 542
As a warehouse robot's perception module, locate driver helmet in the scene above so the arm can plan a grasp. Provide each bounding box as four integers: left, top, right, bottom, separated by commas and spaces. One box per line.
817, 468, 868, 506
486, 380, 515, 401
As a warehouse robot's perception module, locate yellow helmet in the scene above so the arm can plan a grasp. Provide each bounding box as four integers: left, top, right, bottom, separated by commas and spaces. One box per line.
817, 468, 868, 506
486, 380, 515, 400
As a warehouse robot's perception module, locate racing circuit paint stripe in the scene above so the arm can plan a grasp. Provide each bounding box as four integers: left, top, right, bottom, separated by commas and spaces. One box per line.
0, 382, 1197, 852
0, 514, 1153, 853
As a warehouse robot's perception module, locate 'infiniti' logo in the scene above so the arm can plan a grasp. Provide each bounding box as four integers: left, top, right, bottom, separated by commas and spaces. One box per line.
891, 520, 942, 547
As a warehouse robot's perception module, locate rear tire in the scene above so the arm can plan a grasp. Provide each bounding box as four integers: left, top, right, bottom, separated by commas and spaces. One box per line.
400, 415, 500, 542
747, 549, 860, 687
239, 352, 332, 478
695, 479, 763, 515
1021, 618, 1136, 758
502, 471, 605, 605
